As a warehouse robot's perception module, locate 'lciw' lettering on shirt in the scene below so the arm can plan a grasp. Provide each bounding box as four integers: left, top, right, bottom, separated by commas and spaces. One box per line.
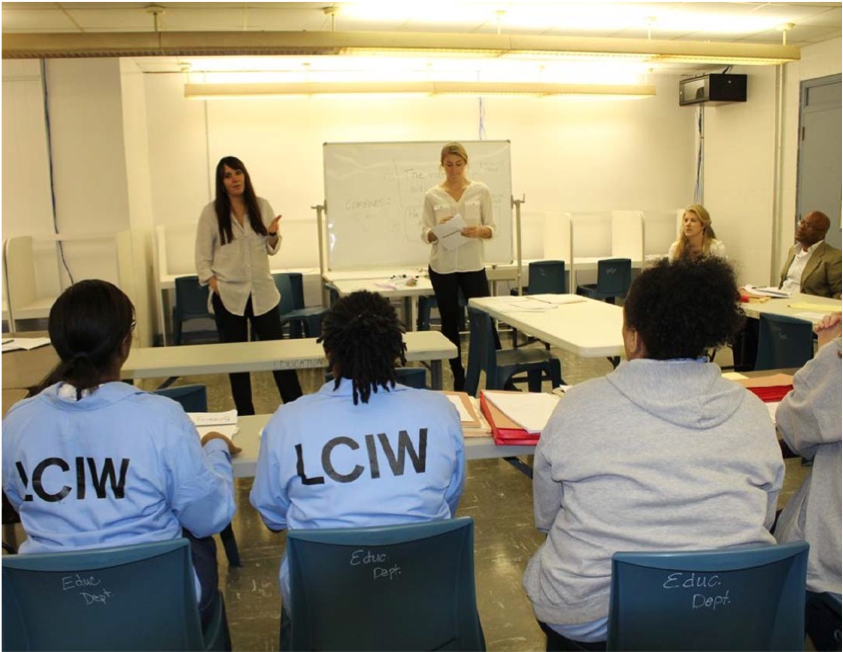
296, 429, 428, 485
16, 458, 131, 502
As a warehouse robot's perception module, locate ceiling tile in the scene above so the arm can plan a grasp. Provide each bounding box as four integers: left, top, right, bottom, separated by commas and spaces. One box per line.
2, 7, 79, 32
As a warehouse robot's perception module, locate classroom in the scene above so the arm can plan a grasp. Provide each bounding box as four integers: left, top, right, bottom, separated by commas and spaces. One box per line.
2, 2, 842, 651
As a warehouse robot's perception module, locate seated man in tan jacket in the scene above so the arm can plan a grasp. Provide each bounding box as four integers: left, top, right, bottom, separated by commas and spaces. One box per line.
779, 211, 842, 299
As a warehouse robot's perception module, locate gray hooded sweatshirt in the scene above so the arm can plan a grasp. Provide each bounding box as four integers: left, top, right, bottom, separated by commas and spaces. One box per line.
523, 359, 785, 628
775, 337, 841, 595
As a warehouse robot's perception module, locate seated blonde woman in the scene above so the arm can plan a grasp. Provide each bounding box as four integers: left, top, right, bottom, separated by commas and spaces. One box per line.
668, 204, 727, 261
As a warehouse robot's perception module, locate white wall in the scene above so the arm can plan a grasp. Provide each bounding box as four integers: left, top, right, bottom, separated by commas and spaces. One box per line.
144, 72, 694, 272
2, 60, 61, 300
703, 66, 778, 285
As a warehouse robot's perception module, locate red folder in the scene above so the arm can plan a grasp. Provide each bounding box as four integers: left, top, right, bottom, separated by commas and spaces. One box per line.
480, 391, 540, 446
746, 385, 793, 403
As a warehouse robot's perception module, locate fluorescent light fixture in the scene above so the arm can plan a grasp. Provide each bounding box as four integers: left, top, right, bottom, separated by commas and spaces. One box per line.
184, 81, 655, 100
2, 31, 800, 67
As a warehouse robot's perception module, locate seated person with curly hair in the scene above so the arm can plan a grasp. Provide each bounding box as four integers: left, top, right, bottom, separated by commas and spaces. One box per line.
250, 290, 465, 629
523, 258, 785, 651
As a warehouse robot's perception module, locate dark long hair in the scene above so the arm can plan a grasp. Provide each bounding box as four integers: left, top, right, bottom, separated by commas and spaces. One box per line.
318, 290, 408, 405
39, 280, 135, 400
214, 156, 267, 245
624, 258, 744, 360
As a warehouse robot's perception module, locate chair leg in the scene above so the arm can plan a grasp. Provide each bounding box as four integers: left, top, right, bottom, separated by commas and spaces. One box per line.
527, 369, 543, 392
549, 359, 563, 388
220, 525, 241, 567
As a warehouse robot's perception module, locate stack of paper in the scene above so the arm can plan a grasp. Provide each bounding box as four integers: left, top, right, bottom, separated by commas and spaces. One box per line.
483, 391, 560, 434
2, 337, 52, 353
188, 409, 239, 439
742, 285, 791, 298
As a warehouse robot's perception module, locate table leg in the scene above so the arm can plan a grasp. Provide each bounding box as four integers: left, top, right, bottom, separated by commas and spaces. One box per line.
430, 360, 443, 389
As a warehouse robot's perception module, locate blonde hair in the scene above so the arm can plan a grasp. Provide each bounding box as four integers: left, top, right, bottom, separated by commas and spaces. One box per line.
440, 142, 468, 166
675, 204, 717, 259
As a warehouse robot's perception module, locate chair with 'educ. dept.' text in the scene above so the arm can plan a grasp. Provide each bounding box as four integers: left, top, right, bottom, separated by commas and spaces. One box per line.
285, 517, 485, 651
173, 276, 219, 346
606, 541, 809, 651
2, 539, 231, 651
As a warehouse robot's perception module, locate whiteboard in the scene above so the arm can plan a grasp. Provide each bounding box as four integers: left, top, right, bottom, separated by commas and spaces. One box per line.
324, 141, 513, 270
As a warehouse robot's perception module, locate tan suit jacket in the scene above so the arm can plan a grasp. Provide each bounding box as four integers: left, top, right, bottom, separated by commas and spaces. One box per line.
779, 241, 842, 299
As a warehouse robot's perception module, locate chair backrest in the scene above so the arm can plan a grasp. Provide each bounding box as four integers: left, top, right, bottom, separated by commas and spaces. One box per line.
527, 260, 567, 295
756, 313, 815, 371
174, 276, 212, 320
607, 541, 809, 651
273, 273, 305, 316
287, 517, 484, 651
596, 258, 632, 297
153, 384, 208, 413
2, 539, 205, 651
465, 308, 498, 397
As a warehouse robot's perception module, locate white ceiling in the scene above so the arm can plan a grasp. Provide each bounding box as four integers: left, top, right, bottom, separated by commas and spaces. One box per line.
2, 2, 840, 76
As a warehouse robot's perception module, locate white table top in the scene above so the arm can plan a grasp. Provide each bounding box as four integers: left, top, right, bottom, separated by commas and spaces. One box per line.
469, 295, 625, 358
123, 330, 456, 379
231, 413, 535, 478
741, 293, 841, 322
329, 277, 435, 299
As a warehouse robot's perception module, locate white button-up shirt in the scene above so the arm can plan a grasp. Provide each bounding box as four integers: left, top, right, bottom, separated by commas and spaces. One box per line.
195, 197, 281, 317
781, 240, 822, 295
421, 181, 496, 274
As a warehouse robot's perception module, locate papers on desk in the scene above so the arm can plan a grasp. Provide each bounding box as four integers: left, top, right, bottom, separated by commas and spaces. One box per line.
788, 301, 841, 315
2, 337, 52, 353
188, 410, 239, 439
431, 213, 470, 251
482, 295, 586, 314
483, 391, 560, 434
742, 285, 791, 298
374, 276, 420, 291
528, 294, 586, 306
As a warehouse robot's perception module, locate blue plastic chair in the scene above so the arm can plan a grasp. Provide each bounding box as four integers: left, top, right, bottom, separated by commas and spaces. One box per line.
576, 258, 632, 304
755, 313, 814, 371
173, 276, 219, 345
323, 366, 427, 389
510, 260, 567, 347
2, 539, 230, 651
286, 518, 485, 651
417, 291, 467, 332
510, 260, 568, 296
153, 384, 209, 413
607, 541, 809, 651
273, 273, 326, 339
152, 385, 241, 569
806, 591, 842, 652
465, 307, 562, 397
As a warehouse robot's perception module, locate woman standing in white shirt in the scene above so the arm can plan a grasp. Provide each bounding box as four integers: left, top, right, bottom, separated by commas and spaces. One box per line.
668, 204, 727, 262
421, 142, 497, 391
195, 156, 302, 415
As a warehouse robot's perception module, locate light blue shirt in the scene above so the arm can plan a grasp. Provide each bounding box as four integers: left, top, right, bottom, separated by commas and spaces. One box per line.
2, 382, 236, 555
250, 379, 466, 607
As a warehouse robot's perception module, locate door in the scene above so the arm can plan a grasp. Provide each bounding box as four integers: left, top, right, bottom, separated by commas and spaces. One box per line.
797, 74, 842, 250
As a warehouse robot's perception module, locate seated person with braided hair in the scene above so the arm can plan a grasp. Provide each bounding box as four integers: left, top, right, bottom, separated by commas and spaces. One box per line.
251, 290, 466, 619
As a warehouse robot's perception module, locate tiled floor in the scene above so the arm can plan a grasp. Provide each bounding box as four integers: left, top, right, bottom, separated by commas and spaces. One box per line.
4, 332, 809, 651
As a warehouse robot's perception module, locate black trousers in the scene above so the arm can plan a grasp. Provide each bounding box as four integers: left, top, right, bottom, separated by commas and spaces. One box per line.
539, 622, 606, 652
212, 293, 303, 416
182, 529, 220, 630
428, 266, 499, 390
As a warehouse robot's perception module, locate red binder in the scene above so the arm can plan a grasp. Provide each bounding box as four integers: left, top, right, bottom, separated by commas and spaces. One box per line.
479, 391, 540, 446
